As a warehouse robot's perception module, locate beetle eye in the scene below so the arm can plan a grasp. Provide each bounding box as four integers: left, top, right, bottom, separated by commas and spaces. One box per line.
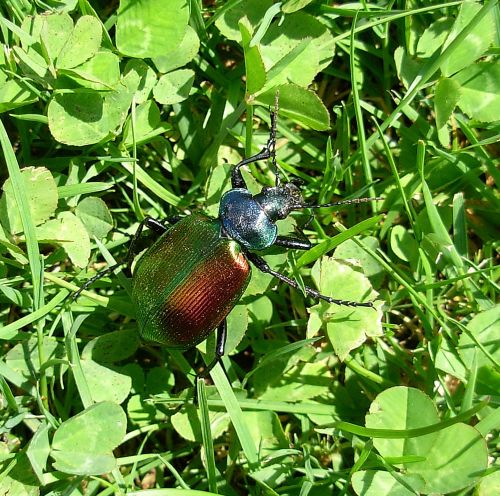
290, 177, 304, 186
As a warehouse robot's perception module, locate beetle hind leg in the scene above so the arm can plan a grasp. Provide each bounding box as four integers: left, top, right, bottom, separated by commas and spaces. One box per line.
246, 252, 374, 308
125, 216, 174, 270
73, 216, 179, 301
72, 261, 125, 301
193, 319, 227, 405
198, 319, 227, 381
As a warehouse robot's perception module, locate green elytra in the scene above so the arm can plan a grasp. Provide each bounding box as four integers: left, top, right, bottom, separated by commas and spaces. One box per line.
132, 214, 250, 349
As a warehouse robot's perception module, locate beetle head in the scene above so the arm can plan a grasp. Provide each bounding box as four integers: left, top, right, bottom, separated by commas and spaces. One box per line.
254, 182, 304, 221
255, 180, 383, 222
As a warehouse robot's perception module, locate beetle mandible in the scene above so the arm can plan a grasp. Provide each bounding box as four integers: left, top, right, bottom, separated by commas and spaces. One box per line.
75, 96, 378, 380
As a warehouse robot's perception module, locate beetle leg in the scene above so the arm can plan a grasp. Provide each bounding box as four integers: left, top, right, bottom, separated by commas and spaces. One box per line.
72, 262, 125, 300
274, 235, 312, 250
126, 216, 174, 270
231, 109, 278, 189
246, 253, 374, 308
193, 320, 227, 404
74, 217, 179, 300
198, 319, 227, 380
231, 147, 274, 189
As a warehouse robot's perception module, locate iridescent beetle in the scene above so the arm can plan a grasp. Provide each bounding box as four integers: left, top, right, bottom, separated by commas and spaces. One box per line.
75, 96, 379, 380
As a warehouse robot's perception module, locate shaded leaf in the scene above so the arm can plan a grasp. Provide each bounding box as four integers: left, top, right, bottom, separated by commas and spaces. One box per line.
389, 225, 419, 266
440, 1, 495, 77
75, 196, 113, 239
255, 84, 329, 130
172, 397, 230, 442
352, 470, 425, 496
122, 100, 162, 147
123, 59, 157, 104
36, 211, 90, 267
308, 257, 382, 360
366, 387, 488, 494
82, 329, 140, 363
453, 62, 500, 122
26, 13, 73, 61
394, 46, 421, 89
0, 80, 38, 113
153, 69, 194, 105
56, 16, 102, 69
80, 360, 132, 405
259, 12, 334, 88
64, 50, 120, 90
48, 86, 133, 146
434, 77, 461, 130
0, 167, 58, 235
240, 21, 266, 95
282, 0, 315, 14
152, 25, 200, 73
215, 0, 273, 42
51, 402, 126, 476
458, 305, 500, 396
26, 422, 51, 483
416, 18, 454, 58
116, 0, 189, 58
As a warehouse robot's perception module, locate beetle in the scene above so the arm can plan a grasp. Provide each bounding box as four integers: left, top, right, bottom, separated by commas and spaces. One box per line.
75, 98, 379, 381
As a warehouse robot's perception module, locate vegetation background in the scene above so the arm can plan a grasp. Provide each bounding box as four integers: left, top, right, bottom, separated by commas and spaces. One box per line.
0, 0, 498, 495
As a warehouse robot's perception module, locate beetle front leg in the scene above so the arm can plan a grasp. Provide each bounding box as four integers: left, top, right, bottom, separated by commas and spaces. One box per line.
231, 107, 278, 189
231, 146, 275, 189
246, 253, 374, 308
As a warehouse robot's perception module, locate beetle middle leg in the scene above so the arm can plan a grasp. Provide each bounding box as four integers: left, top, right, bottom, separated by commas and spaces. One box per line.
274, 235, 311, 250
246, 252, 374, 308
72, 262, 125, 300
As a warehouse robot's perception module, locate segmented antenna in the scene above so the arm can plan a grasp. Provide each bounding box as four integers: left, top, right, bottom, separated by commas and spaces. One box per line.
271, 90, 279, 186
292, 196, 383, 210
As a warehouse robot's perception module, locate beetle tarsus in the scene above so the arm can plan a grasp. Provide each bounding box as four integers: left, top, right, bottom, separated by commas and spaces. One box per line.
72, 261, 125, 301
231, 103, 279, 189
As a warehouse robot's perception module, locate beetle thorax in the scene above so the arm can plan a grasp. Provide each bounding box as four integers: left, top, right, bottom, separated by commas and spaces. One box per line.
219, 189, 277, 250
218, 183, 303, 251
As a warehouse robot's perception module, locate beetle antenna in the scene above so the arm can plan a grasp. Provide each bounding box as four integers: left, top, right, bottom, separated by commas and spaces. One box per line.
292, 196, 383, 210
271, 90, 280, 187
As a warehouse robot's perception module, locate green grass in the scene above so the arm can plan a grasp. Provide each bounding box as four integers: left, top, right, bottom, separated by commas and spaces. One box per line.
0, 1, 499, 495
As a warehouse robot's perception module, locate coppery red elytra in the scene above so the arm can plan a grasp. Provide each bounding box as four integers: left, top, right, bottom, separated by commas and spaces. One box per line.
74, 94, 380, 384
